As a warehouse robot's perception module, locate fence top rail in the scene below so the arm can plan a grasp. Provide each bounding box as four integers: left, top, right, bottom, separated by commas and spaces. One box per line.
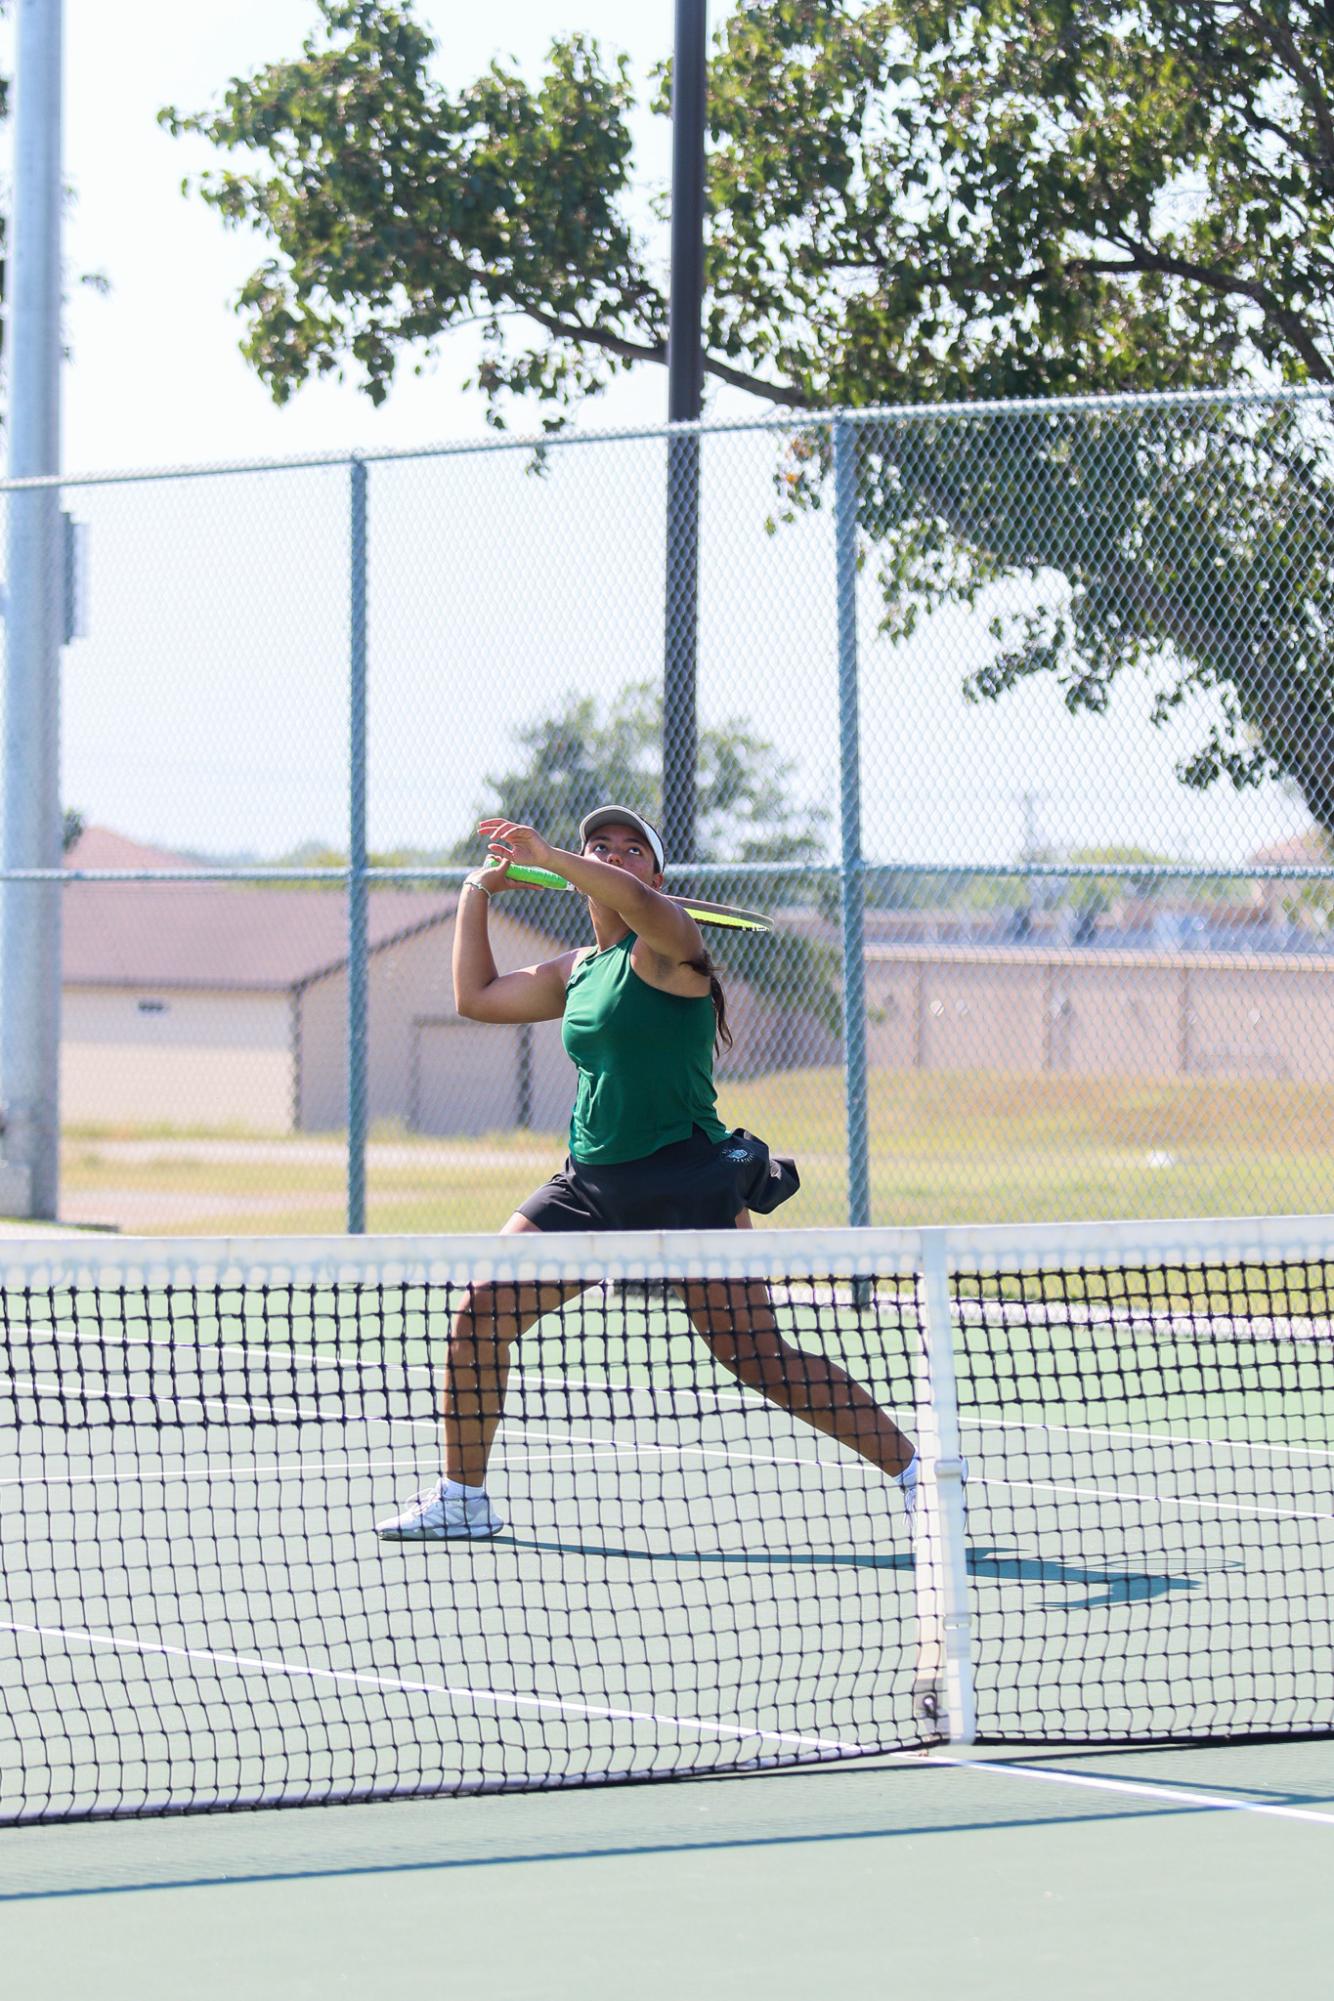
3, 382, 1331, 493
11, 858, 1333, 886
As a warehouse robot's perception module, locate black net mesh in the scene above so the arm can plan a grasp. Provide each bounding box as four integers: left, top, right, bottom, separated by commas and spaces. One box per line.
0, 1248, 922, 1821
954, 1256, 1334, 1745
2, 1229, 1331, 1825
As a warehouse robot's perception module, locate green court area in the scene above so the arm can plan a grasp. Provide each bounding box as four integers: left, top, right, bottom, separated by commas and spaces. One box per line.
6, 1740, 1334, 2001
56, 1069, 1334, 1235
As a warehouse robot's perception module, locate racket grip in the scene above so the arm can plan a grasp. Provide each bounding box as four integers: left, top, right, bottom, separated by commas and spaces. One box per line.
497, 861, 572, 891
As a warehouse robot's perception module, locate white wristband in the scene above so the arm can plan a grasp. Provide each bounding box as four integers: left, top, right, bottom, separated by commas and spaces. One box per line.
463, 876, 492, 900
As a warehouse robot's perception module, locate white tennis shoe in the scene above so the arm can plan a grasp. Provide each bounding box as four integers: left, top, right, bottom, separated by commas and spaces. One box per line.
376, 1479, 504, 1540
895, 1452, 921, 1520
898, 1454, 970, 1526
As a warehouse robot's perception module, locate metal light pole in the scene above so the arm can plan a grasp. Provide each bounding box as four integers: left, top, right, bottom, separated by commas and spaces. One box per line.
3, 0, 65, 1219
346, 456, 368, 1234
663, 0, 707, 865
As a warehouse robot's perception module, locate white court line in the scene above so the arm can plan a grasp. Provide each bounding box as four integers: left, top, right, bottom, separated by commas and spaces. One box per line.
981, 1471, 1334, 1526
3, 1376, 444, 1434
5, 1438, 1330, 1528
6, 1374, 1333, 1522
0, 1427, 854, 1492
2, 1376, 844, 1476
40, 1324, 759, 1413
6, 1625, 1332, 1826
0, 1433, 837, 1492
958, 1409, 1334, 1464
0, 1616, 864, 1759
494, 1443, 1334, 1523
17, 1353, 1334, 1485
27, 1324, 1334, 1466
916, 1752, 1334, 1828
0, 1455, 430, 1491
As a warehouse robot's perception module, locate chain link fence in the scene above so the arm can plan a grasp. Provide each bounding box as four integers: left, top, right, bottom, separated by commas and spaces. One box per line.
20, 385, 1334, 1234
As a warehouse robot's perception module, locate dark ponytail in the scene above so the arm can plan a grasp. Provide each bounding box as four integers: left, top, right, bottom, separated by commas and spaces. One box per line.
685, 951, 732, 1051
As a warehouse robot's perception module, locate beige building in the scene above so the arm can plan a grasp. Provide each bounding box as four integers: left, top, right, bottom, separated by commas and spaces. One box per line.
62, 829, 575, 1134
865, 944, 1334, 1083
68, 825, 1321, 1132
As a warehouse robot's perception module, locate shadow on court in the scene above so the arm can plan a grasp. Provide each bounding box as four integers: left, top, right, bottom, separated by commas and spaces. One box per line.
508, 1533, 1213, 1607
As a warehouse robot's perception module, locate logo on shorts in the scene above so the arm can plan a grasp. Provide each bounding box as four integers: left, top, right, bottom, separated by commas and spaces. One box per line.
722, 1146, 751, 1163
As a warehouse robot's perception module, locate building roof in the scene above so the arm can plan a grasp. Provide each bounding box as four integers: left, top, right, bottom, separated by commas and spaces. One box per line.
63, 883, 462, 991
65, 826, 200, 874
63, 825, 462, 991
1249, 829, 1329, 867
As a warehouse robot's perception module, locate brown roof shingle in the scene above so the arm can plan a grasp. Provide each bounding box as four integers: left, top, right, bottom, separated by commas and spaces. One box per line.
65, 826, 199, 873
62, 882, 460, 990
62, 827, 461, 989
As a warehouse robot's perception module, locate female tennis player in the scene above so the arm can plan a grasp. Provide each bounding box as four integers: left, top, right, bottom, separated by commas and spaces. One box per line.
377, 806, 918, 1539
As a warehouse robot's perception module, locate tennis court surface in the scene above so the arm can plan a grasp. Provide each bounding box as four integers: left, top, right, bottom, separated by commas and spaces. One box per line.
2, 1216, 1330, 1826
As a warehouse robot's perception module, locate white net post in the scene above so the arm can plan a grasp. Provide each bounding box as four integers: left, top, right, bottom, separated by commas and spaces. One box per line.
912, 1226, 976, 1742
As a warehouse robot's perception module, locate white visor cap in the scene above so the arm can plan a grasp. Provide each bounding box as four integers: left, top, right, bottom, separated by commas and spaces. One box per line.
578, 806, 666, 873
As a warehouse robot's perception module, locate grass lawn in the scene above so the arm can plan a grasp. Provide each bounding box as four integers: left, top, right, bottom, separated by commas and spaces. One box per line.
55, 1067, 1334, 1236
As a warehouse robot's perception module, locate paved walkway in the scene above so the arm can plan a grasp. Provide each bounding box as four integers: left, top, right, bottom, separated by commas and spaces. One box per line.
67, 1136, 555, 1170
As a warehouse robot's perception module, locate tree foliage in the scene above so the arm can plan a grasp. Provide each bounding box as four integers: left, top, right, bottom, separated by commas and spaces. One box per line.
459, 678, 825, 868
167, 1, 1334, 829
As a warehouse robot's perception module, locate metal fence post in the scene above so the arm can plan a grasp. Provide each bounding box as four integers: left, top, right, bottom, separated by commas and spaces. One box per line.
662, 0, 708, 865
833, 416, 870, 1229
347, 455, 369, 1234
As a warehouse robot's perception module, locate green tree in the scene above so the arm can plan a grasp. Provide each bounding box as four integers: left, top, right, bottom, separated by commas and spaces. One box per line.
166, 1, 1334, 831
458, 679, 825, 868
461, 683, 840, 1025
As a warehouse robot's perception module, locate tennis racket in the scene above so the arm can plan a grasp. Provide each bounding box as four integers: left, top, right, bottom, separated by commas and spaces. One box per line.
494, 860, 773, 934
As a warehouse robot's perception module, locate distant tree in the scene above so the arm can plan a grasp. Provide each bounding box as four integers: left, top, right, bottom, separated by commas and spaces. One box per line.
458, 679, 825, 869
1066, 847, 1175, 901
166, 2, 1334, 833
61, 808, 84, 854
265, 837, 455, 890
462, 683, 840, 1027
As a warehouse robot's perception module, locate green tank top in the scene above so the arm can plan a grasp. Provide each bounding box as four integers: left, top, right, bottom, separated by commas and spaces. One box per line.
562, 933, 727, 1165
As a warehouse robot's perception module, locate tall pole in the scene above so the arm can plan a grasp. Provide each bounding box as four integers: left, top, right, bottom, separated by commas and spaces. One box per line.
347, 456, 368, 1234
3, 0, 64, 1219
833, 418, 870, 1230
663, 0, 707, 865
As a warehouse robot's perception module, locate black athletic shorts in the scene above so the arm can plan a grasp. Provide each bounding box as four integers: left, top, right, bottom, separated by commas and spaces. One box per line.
517, 1127, 747, 1234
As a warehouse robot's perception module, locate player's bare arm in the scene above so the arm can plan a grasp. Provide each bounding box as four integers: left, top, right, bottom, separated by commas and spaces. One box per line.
452, 855, 582, 1023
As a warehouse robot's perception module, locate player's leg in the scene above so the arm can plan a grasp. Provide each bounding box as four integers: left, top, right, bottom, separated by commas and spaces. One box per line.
378, 1215, 581, 1539
443, 1221, 585, 1485
676, 1214, 918, 1504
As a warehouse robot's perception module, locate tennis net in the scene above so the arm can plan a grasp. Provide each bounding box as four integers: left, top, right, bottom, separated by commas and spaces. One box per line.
1, 1216, 1331, 1824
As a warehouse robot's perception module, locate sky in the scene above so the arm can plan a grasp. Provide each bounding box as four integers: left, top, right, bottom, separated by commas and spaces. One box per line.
0, 1, 1314, 871
57, 0, 711, 469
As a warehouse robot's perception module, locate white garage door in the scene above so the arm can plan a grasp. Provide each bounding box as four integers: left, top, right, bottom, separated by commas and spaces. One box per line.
410, 1019, 571, 1136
